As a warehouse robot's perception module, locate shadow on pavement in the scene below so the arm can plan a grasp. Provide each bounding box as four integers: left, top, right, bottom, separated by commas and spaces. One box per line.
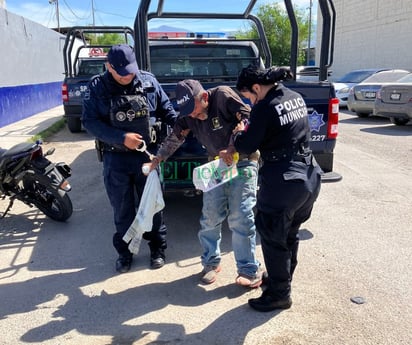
15, 270, 276, 344
0, 134, 285, 344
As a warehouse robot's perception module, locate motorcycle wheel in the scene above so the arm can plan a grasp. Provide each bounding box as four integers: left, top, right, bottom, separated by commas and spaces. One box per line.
23, 176, 73, 222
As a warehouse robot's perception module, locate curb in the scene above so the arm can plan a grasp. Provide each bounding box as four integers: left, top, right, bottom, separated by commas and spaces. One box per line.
0, 105, 65, 149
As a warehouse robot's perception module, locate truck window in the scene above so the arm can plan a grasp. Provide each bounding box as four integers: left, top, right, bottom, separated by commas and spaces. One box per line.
77, 60, 107, 76
150, 44, 260, 80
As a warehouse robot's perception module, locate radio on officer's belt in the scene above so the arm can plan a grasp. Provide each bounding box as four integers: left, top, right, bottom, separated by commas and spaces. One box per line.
192, 153, 239, 192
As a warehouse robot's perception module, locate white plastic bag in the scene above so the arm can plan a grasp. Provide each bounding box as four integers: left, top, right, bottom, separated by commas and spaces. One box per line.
123, 170, 165, 254
192, 158, 238, 192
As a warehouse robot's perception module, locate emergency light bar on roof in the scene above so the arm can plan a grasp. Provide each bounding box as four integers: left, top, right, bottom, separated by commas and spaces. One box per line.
89, 47, 106, 57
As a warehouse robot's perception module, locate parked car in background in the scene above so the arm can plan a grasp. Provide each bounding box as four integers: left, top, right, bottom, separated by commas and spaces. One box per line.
295, 66, 333, 82
333, 68, 389, 107
374, 73, 412, 125
347, 69, 410, 117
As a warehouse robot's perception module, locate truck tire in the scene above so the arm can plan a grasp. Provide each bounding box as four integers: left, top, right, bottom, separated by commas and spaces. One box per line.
390, 117, 409, 126
356, 111, 370, 118
67, 117, 82, 133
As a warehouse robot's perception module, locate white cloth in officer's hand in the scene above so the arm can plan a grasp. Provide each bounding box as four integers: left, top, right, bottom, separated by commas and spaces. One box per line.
123, 170, 165, 254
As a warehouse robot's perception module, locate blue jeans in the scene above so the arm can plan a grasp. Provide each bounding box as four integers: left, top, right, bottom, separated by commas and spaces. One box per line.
198, 160, 259, 277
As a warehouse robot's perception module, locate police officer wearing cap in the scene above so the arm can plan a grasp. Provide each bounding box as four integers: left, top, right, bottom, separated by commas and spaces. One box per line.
82, 44, 177, 273
233, 65, 322, 312
150, 79, 263, 288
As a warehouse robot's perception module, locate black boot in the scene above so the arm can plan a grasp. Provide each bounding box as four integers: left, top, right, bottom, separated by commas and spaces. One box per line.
115, 254, 133, 273
248, 290, 292, 312
149, 242, 165, 269
150, 248, 165, 269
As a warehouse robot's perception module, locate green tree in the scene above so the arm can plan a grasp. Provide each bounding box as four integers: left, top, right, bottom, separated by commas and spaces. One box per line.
237, 2, 309, 66
87, 33, 131, 51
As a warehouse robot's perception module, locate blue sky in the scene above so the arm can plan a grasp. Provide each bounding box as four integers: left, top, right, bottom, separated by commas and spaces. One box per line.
5, 0, 315, 32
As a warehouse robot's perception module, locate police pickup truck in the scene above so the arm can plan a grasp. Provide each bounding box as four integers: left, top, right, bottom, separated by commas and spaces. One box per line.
62, 26, 134, 133
135, 0, 341, 191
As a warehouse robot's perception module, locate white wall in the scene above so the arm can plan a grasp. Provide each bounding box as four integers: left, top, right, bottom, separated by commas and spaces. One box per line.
0, 9, 65, 87
0, 8, 103, 127
329, 0, 412, 79
0, 8, 68, 127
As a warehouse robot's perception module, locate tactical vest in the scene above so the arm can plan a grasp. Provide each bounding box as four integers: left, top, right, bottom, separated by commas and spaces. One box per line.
109, 92, 156, 145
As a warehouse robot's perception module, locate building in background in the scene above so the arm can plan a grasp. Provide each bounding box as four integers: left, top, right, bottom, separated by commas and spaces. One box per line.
318, 0, 412, 79
0, 8, 65, 128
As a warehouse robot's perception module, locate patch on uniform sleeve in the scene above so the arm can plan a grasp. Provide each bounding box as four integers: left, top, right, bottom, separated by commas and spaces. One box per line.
212, 117, 222, 130
308, 110, 325, 132
90, 76, 100, 87
85, 76, 101, 100
84, 88, 91, 100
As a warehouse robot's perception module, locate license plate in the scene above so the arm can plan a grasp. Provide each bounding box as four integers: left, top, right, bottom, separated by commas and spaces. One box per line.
364, 92, 376, 98
390, 93, 401, 100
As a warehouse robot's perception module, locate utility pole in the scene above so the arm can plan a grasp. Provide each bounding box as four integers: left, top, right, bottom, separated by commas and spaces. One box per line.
91, 0, 96, 27
49, 0, 60, 32
307, 0, 313, 65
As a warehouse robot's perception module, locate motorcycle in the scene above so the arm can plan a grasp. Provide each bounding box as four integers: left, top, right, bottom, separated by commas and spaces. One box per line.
0, 140, 73, 222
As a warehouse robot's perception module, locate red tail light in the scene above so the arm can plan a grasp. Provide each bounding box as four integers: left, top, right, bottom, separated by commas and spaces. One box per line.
327, 98, 339, 139
30, 146, 43, 160
62, 83, 69, 102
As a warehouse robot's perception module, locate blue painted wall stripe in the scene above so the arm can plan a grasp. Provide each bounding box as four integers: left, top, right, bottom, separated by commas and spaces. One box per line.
0, 81, 62, 128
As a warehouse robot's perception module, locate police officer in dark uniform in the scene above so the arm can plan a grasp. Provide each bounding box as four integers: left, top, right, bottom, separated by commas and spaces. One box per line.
82, 44, 177, 273
233, 65, 322, 311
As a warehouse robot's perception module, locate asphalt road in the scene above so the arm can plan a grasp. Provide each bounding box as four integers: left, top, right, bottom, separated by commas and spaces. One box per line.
0, 111, 411, 345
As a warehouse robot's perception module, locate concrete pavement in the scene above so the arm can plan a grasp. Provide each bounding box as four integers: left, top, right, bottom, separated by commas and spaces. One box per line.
0, 110, 411, 344
0, 105, 65, 149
